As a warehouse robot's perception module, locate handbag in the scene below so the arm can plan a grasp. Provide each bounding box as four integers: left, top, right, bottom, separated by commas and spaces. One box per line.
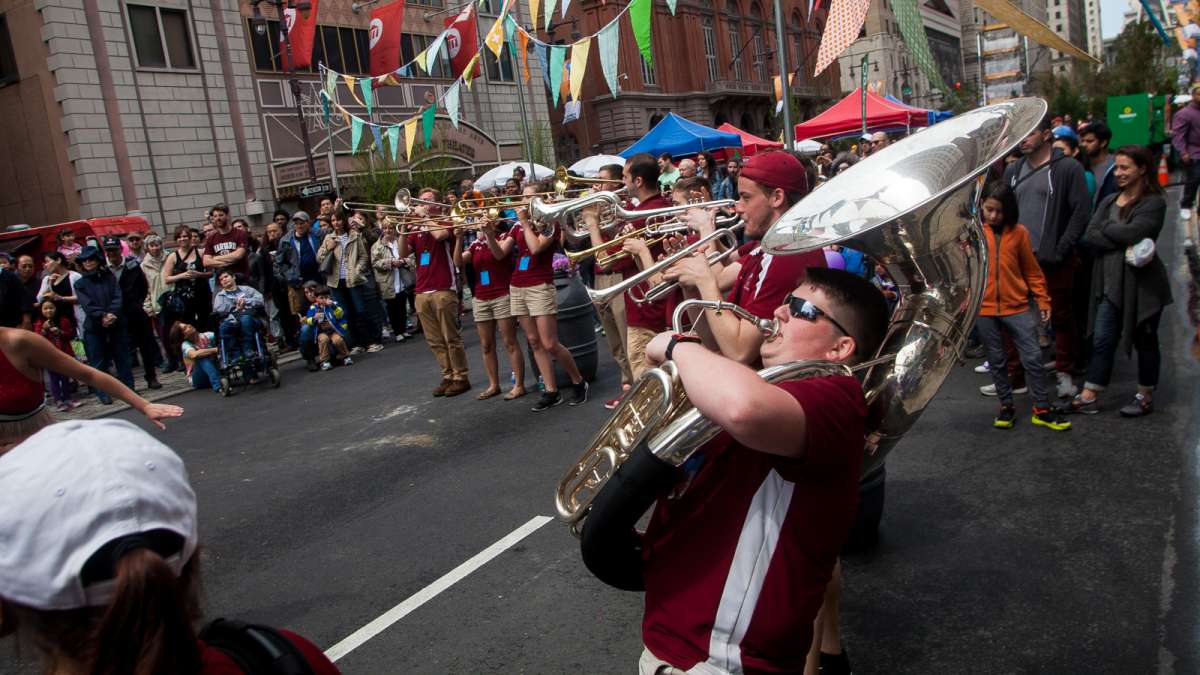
157, 289, 187, 316
319, 243, 337, 277
1125, 237, 1156, 267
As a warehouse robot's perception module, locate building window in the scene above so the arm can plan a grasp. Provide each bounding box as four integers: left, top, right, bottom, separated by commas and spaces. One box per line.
641, 53, 656, 86
727, 19, 742, 79
127, 4, 196, 70
247, 20, 371, 75
409, 0, 443, 6
478, 0, 501, 14
484, 46, 515, 82
752, 27, 766, 81
0, 15, 17, 86
401, 34, 452, 78
702, 16, 719, 81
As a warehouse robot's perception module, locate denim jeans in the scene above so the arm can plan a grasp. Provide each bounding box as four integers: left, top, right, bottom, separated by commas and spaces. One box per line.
333, 281, 381, 347
1182, 160, 1200, 210
190, 357, 222, 391
219, 314, 260, 375
299, 322, 317, 362
976, 310, 1052, 409
83, 320, 134, 401
1085, 298, 1162, 390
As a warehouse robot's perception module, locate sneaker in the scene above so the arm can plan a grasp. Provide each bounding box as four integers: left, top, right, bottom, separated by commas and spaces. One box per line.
1032, 407, 1072, 431
146, 379, 162, 390
1181, 208, 1192, 222
993, 405, 1016, 429
1066, 394, 1100, 414
349, 346, 366, 355
97, 393, 113, 405
963, 342, 987, 360
1119, 393, 1154, 417
531, 391, 563, 411
395, 334, 406, 343
367, 343, 385, 353
981, 383, 1027, 396
306, 360, 320, 372
66, 399, 83, 409
567, 380, 589, 406
55, 402, 71, 413
320, 361, 332, 371
604, 396, 624, 410
1055, 371, 1078, 398
343, 356, 354, 366
973, 361, 990, 374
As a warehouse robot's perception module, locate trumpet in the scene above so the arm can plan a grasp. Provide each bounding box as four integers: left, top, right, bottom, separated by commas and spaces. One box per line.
586, 223, 743, 306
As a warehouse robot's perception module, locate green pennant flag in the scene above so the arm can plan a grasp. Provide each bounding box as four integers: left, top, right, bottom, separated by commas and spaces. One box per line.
421, 105, 436, 149
549, 44, 567, 107
321, 91, 331, 123
387, 125, 400, 163
544, 0, 556, 31
360, 78, 374, 115
629, 0, 653, 68
666, 0, 676, 15
892, 0, 951, 98
324, 68, 338, 100
351, 117, 364, 153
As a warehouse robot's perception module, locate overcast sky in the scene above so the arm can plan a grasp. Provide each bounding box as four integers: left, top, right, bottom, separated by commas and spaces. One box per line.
1100, 0, 1131, 39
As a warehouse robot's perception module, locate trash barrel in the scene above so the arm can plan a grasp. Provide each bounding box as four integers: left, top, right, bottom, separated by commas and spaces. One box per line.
527, 270, 599, 388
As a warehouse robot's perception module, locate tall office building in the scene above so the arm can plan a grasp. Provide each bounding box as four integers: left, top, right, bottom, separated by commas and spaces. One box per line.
1083, 0, 1103, 59
1047, 0, 1089, 75
961, 0, 1050, 103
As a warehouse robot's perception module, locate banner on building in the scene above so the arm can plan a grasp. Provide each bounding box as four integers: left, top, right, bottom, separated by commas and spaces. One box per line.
281, 0, 320, 70
445, 5, 483, 80
369, 1, 405, 80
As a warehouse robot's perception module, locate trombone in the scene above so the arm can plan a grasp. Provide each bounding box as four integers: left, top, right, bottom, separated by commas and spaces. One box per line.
342, 188, 452, 217
553, 165, 623, 192
532, 191, 735, 245
565, 213, 740, 267
587, 222, 744, 306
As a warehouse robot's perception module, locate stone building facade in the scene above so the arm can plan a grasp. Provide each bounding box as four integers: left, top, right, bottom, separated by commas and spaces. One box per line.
0, 0, 551, 232
1046, 0, 1089, 76
960, 0, 1050, 104
546, 0, 840, 161
837, 0, 965, 112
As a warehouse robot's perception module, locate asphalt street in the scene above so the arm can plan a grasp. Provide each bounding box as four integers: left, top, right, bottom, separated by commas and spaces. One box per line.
4, 200, 1199, 674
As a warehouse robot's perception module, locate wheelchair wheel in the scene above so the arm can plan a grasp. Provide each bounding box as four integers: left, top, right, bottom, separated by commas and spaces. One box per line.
219, 376, 232, 397
268, 367, 281, 388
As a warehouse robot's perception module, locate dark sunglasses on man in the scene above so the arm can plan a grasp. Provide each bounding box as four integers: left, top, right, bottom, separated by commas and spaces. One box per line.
784, 293, 852, 341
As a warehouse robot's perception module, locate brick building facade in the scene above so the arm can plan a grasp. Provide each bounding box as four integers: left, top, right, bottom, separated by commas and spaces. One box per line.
0, 0, 551, 232
544, 0, 840, 161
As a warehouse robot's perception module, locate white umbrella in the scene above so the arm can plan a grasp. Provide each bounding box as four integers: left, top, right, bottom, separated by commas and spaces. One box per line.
568, 154, 626, 177
474, 162, 555, 190
794, 139, 823, 154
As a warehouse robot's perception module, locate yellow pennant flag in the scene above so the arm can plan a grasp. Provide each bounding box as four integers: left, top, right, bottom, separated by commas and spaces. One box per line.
342, 75, 366, 106
485, 16, 506, 58
414, 49, 429, 75
342, 74, 356, 90
404, 117, 419, 161
528, 0, 540, 37
463, 54, 482, 89
569, 38, 591, 102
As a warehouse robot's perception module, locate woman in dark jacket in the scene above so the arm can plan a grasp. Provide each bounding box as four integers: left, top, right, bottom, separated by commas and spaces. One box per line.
1071, 145, 1173, 417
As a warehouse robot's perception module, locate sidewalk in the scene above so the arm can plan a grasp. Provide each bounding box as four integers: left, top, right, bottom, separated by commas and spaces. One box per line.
59, 348, 302, 421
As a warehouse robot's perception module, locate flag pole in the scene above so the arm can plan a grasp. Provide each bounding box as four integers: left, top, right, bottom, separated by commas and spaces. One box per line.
772, 0, 794, 151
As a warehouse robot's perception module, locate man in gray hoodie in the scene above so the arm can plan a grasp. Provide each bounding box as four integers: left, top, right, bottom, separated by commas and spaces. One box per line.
1002, 114, 1092, 399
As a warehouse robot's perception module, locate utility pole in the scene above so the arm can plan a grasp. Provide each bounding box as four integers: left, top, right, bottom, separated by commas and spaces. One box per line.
252, 0, 318, 182
772, 0, 794, 150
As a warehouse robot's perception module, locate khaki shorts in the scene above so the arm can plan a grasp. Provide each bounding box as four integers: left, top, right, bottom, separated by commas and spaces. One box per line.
509, 282, 557, 317
473, 294, 512, 322
627, 326, 658, 381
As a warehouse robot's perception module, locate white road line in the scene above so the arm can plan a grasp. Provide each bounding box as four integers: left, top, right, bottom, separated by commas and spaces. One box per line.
324, 514, 554, 662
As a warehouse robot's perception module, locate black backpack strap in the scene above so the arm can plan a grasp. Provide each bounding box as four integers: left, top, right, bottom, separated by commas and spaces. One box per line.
199, 618, 315, 675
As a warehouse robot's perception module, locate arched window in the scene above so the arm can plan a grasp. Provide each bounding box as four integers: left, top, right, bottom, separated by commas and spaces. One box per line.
748, 3, 766, 82
699, 0, 719, 82
725, 3, 743, 80
649, 112, 664, 129
740, 112, 755, 132
791, 12, 805, 75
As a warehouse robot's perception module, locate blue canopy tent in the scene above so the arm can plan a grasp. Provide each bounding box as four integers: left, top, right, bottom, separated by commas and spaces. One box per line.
619, 113, 742, 158
883, 96, 953, 126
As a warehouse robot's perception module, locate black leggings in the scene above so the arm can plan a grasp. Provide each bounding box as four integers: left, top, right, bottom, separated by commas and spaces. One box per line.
384, 295, 408, 335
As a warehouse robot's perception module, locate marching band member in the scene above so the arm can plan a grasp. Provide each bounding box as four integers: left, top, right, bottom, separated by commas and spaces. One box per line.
636, 268, 891, 675
398, 189, 471, 397
666, 151, 827, 364
461, 217, 527, 401
584, 164, 636, 406
508, 187, 589, 411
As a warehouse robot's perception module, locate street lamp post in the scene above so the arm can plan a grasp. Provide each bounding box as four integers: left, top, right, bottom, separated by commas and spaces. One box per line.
771, 0, 793, 151
252, 0, 318, 183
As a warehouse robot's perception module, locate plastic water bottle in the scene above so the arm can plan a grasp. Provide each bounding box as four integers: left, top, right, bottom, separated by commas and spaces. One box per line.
537, 375, 545, 392
510, 371, 516, 387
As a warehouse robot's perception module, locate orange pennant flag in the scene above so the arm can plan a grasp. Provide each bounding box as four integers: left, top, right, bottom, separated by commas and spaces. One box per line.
518, 31, 531, 81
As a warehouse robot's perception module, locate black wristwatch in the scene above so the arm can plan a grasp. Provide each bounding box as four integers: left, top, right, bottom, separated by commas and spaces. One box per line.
666, 333, 702, 362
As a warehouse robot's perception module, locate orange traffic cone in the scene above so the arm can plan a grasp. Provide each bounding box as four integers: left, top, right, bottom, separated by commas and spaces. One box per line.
1159, 155, 1170, 186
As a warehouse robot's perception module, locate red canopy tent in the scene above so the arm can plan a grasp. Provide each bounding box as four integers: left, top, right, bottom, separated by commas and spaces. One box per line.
716, 123, 784, 156
794, 88, 929, 141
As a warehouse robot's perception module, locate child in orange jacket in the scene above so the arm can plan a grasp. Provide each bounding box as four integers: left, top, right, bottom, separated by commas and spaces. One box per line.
977, 182, 1071, 431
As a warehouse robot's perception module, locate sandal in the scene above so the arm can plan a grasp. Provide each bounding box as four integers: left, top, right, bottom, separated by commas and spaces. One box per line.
503, 388, 527, 401
477, 387, 501, 400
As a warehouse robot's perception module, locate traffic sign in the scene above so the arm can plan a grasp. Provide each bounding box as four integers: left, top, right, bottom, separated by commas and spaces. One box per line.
300, 182, 332, 198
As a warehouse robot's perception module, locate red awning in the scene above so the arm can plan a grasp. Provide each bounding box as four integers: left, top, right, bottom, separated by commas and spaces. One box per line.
716, 123, 784, 157
794, 88, 929, 141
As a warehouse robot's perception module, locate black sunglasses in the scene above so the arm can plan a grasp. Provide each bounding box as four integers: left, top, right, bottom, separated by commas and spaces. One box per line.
784, 294, 851, 339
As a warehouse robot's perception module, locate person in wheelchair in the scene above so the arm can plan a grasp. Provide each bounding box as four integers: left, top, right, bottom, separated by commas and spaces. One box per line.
212, 271, 266, 383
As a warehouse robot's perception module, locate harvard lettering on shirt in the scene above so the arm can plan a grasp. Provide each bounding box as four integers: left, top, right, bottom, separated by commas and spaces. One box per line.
469, 235, 514, 300
728, 244, 826, 320
508, 222, 559, 287
623, 194, 674, 331
641, 375, 866, 674
203, 228, 250, 277
407, 231, 456, 293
